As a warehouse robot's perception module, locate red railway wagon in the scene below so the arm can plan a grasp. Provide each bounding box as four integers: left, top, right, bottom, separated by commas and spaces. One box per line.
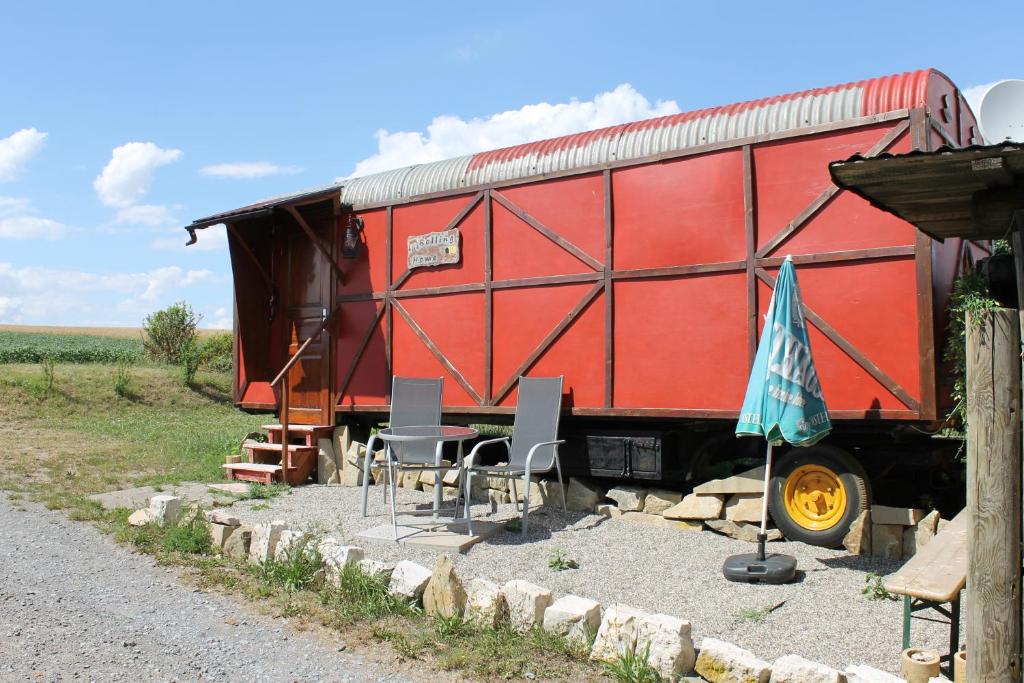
188, 68, 988, 546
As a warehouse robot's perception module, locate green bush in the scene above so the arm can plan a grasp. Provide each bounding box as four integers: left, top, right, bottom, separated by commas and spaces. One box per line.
180, 339, 203, 386
200, 332, 232, 372
944, 269, 1001, 430
162, 511, 213, 555
112, 361, 134, 397
143, 301, 200, 364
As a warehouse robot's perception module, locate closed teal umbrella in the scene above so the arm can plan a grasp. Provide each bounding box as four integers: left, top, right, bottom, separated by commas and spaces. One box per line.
726, 255, 832, 580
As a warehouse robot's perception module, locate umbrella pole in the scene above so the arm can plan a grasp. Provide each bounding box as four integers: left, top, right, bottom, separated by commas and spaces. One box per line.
757, 442, 773, 562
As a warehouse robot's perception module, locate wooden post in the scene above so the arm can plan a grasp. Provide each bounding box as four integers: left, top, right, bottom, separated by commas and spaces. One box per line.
966, 307, 1022, 683
280, 364, 289, 484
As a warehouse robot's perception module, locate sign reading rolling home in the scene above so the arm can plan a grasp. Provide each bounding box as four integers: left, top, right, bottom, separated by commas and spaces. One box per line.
407, 228, 461, 269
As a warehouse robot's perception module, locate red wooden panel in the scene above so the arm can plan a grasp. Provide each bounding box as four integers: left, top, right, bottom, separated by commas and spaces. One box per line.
392, 194, 484, 289
492, 283, 604, 408
495, 174, 604, 279
755, 275, 913, 412
614, 274, 748, 409
336, 300, 387, 406
613, 151, 745, 269
925, 70, 959, 145
492, 202, 595, 280
796, 258, 921, 402
340, 208, 387, 295
398, 292, 486, 404
754, 123, 908, 254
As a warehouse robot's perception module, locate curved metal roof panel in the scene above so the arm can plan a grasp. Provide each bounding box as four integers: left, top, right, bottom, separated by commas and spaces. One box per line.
329, 69, 944, 208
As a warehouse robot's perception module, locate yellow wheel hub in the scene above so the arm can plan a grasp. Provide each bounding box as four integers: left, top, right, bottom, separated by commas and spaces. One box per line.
783, 464, 846, 531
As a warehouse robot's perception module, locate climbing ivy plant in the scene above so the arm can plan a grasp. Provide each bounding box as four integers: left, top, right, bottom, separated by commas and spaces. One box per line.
943, 267, 1002, 433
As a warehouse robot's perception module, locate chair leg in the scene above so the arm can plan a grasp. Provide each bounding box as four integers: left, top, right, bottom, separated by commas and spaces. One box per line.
554, 453, 567, 513
464, 471, 474, 537
390, 464, 400, 542
520, 471, 531, 535
360, 435, 378, 516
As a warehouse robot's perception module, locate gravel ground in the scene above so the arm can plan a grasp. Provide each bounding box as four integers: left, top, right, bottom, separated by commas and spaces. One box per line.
0, 492, 431, 683
233, 483, 962, 675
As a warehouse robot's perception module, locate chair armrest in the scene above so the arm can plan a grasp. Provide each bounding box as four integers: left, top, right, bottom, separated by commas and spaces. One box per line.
525, 440, 565, 471
465, 437, 511, 470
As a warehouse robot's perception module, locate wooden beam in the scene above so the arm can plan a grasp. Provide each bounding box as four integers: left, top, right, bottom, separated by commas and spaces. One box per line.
604, 169, 614, 408
491, 190, 604, 271
966, 308, 1021, 683
612, 261, 746, 280
391, 299, 484, 405
756, 119, 910, 258
284, 205, 346, 285
743, 145, 758, 367
225, 222, 273, 291
756, 268, 921, 412
385, 206, 393, 389
491, 281, 604, 404
756, 245, 916, 268
484, 190, 493, 404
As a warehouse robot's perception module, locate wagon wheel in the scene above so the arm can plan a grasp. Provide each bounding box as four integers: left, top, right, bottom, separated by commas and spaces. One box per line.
768, 444, 870, 548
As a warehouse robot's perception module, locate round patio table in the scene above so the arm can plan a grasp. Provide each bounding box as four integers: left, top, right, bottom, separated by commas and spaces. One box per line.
373, 425, 478, 527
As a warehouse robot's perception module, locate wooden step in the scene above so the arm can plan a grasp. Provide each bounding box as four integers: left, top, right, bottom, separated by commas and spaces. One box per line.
244, 441, 318, 453
223, 462, 288, 485
261, 424, 326, 433
224, 462, 288, 473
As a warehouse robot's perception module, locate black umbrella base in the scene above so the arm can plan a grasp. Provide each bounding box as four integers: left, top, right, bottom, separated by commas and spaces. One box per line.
723, 552, 797, 584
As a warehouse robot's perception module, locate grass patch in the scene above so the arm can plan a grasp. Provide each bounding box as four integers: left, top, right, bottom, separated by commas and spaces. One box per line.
548, 549, 579, 571
604, 643, 661, 683
253, 536, 323, 593
241, 482, 290, 500
733, 600, 785, 623
863, 573, 898, 601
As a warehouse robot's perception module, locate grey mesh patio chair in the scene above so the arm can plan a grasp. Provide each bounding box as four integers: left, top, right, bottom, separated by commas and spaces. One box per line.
360, 376, 443, 519
462, 376, 565, 535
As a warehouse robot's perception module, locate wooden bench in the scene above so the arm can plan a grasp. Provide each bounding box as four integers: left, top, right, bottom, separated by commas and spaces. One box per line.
884, 508, 967, 673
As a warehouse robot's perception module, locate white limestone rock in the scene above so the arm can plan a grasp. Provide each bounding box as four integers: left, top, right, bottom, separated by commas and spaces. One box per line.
274, 529, 313, 562
204, 509, 241, 527
357, 558, 395, 581
663, 493, 725, 521
388, 560, 432, 601
845, 664, 906, 683
642, 489, 683, 515
566, 477, 603, 511
488, 489, 512, 505
128, 509, 155, 527
320, 541, 364, 586
503, 579, 554, 633
590, 604, 648, 664
694, 638, 771, 683
724, 493, 764, 524
770, 654, 843, 683
248, 520, 287, 564
606, 486, 647, 512
543, 595, 602, 645
422, 555, 466, 618
635, 613, 695, 679
596, 503, 623, 518
871, 505, 924, 526
208, 523, 235, 551
147, 495, 182, 525
538, 479, 566, 509
465, 578, 507, 628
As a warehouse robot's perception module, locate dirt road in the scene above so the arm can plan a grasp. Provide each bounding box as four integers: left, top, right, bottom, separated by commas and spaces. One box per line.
0, 494, 415, 682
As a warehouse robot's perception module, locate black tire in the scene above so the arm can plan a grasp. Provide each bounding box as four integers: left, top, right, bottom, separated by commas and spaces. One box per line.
768, 444, 870, 548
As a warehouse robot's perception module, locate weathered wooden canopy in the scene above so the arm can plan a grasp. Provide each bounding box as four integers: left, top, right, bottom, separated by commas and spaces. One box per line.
829, 143, 1024, 241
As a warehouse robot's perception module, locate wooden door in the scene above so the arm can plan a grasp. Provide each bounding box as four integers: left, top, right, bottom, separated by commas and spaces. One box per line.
283, 216, 332, 425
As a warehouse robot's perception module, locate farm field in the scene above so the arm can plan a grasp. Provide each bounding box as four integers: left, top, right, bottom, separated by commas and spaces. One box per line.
0, 324, 228, 338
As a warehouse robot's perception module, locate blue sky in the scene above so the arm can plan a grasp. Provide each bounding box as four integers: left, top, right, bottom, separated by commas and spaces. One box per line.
1, 1, 1020, 328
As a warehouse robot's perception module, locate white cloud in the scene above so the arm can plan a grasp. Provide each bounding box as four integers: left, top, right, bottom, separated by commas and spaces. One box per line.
0, 216, 64, 240
114, 203, 177, 228
0, 128, 47, 181
341, 83, 680, 178
0, 261, 226, 324
200, 161, 302, 178
0, 196, 31, 217
152, 223, 227, 252
93, 142, 182, 208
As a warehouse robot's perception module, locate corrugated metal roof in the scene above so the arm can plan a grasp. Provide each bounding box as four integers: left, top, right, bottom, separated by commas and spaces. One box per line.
189, 68, 951, 229
339, 69, 942, 207
829, 142, 1024, 241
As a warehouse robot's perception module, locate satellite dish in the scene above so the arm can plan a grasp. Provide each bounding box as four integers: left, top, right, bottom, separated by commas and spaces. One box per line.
978, 79, 1024, 143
